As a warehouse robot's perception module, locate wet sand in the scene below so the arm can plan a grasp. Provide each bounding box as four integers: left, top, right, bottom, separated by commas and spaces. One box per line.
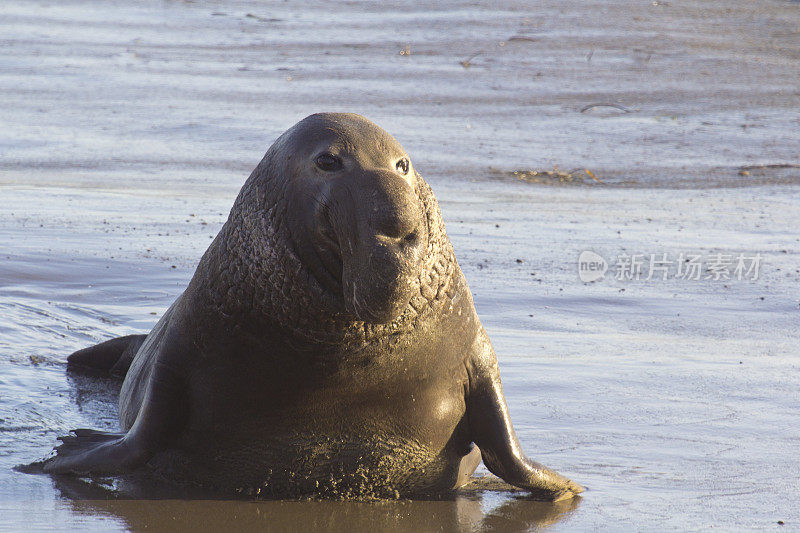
1, 0, 799, 531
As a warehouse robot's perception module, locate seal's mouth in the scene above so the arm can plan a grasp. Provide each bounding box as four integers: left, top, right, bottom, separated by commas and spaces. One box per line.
300, 170, 428, 324
309, 218, 426, 324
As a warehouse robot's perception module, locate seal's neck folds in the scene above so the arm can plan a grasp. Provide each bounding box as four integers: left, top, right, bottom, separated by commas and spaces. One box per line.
196, 174, 459, 349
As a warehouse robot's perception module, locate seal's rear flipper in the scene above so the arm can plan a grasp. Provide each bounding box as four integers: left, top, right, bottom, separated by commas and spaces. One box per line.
56, 429, 124, 449
67, 334, 147, 377
13, 460, 46, 474
41, 429, 141, 475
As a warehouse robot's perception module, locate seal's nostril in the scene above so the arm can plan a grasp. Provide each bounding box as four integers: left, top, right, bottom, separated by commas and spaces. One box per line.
404, 230, 418, 245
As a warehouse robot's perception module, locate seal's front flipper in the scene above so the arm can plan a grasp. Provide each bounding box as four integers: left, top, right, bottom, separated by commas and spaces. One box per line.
67, 334, 147, 377
42, 430, 141, 475
42, 350, 187, 476
466, 331, 584, 501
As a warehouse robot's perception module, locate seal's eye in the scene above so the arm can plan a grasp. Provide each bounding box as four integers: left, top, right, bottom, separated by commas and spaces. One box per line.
396, 158, 410, 175
315, 153, 343, 172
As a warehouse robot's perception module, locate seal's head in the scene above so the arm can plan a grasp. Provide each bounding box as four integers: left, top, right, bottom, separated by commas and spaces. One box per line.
271, 113, 428, 324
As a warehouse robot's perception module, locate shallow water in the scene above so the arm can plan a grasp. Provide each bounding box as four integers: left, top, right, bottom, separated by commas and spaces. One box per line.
1, 0, 799, 531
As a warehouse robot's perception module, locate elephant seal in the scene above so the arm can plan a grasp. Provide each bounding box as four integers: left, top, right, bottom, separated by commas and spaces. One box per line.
36, 113, 583, 501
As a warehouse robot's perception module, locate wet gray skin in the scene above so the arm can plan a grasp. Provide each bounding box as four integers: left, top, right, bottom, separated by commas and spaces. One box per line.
29, 113, 583, 501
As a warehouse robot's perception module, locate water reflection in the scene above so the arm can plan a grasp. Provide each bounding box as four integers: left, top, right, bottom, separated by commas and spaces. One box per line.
54, 474, 580, 532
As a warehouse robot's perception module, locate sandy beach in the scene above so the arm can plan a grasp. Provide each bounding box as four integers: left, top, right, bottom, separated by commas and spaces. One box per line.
1, 1, 798, 530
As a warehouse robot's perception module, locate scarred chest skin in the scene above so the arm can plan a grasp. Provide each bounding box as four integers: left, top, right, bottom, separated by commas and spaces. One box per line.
157, 242, 482, 496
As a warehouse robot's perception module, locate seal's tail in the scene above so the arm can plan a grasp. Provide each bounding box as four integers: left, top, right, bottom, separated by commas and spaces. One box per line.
67, 334, 147, 377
